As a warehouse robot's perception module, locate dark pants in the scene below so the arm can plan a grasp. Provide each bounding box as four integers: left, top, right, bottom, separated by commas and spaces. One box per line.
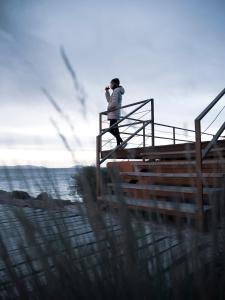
109, 119, 123, 146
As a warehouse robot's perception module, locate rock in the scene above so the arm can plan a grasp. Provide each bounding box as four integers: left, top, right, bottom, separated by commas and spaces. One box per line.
36, 192, 52, 200
11, 190, 31, 200
0, 190, 12, 201
0, 190, 10, 196
63, 200, 72, 205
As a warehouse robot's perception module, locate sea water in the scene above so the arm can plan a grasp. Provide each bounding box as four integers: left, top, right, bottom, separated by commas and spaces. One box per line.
0, 167, 80, 201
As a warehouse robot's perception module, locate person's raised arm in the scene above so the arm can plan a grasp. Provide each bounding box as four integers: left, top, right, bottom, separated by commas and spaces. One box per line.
105, 86, 110, 102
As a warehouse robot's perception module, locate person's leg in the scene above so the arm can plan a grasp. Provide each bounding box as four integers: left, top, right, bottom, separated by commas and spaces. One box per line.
109, 119, 123, 146
113, 125, 123, 145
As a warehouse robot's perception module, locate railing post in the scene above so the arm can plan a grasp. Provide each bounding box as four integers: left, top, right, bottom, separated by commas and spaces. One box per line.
99, 113, 102, 135
96, 135, 101, 198
143, 121, 146, 162
173, 127, 176, 144
151, 99, 155, 147
96, 113, 103, 199
193, 88, 225, 230
195, 119, 204, 230
143, 121, 146, 148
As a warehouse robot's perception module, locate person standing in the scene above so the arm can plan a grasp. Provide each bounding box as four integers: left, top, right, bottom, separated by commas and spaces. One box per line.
105, 78, 126, 147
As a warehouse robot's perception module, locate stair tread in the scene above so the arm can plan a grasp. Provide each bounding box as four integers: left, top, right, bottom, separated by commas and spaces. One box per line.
101, 140, 225, 160
104, 195, 211, 214
120, 172, 225, 178
141, 148, 225, 156
109, 183, 221, 194
132, 159, 224, 166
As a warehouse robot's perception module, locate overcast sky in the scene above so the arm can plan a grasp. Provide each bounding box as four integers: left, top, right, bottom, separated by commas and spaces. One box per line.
0, 0, 225, 167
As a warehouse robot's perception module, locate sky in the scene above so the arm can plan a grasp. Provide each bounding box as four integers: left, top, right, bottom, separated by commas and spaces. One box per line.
0, 0, 225, 167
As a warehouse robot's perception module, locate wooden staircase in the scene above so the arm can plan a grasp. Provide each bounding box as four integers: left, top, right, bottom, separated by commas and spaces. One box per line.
104, 141, 225, 225
96, 89, 225, 228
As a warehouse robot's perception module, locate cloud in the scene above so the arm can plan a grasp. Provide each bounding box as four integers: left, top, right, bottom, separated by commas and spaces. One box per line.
0, 0, 225, 166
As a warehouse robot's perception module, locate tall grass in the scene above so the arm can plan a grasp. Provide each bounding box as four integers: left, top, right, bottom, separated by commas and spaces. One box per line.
0, 162, 224, 299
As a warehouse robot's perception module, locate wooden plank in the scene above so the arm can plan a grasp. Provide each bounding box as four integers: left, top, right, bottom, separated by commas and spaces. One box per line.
120, 172, 224, 178
141, 148, 225, 156
131, 159, 225, 166
141, 148, 225, 160
103, 195, 211, 215
120, 174, 223, 187
108, 183, 221, 200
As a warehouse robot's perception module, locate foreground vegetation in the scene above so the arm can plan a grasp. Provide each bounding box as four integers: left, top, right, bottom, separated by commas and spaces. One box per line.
0, 165, 224, 299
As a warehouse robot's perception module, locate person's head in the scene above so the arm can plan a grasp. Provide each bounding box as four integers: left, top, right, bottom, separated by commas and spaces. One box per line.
110, 78, 120, 89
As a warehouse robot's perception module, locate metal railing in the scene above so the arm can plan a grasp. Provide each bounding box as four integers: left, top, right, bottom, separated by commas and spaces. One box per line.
152, 122, 213, 145
96, 99, 154, 197
195, 87, 225, 227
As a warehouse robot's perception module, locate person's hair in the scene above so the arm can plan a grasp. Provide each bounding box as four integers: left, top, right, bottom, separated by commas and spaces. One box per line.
111, 78, 120, 86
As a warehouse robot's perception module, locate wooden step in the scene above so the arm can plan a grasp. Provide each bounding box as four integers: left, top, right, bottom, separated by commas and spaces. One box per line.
132, 160, 225, 173
132, 159, 225, 167
120, 172, 224, 178
108, 183, 221, 200
107, 159, 225, 174
102, 140, 225, 160
103, 195, 211, 216
141, 148, 225, 160
120, 172, 224, 187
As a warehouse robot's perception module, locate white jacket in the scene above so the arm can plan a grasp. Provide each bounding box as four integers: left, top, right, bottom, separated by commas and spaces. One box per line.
105, 86, 125, 120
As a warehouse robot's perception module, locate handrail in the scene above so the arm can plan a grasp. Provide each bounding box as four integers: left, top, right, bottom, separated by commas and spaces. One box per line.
121, 131, 194, 144
154, 122, 214, 138
96, 98, 154, 197
99, 99, 153, 137
100, 120, 152, 164
195, 87, 225, 229
101, 120, 144, 131
99, 98, 153, 116
202, 122, 225, 159
101, 121, 214, 141
195, 88, 225, 121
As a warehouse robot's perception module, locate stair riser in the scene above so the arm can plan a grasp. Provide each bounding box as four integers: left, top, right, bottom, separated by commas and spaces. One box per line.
103, 149, 225, 160
127, 204, 197, 216
142, 152, 225, 161
102, 140, 225, 161
110, 203, 197, 217
121, 175, 223, 187
108, 191, 210, 206
100, 200, 198, 217
107, 162, 133, 172
107, 162, 225, 174
109, 188, 212, 201
135, 166, 225, 173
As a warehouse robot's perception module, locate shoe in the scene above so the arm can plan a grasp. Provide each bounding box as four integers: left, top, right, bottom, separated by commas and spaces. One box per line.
120, 141, 127, 149
117, 138, 123, 146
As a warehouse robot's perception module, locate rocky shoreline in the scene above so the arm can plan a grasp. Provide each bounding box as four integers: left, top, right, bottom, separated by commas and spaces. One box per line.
0, 190, 77, 209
